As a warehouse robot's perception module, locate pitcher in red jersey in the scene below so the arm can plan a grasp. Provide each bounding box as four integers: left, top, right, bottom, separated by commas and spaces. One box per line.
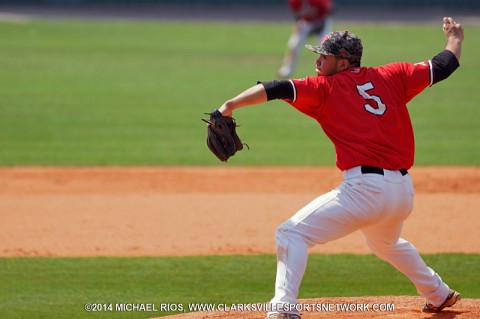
218, 17, 464, 319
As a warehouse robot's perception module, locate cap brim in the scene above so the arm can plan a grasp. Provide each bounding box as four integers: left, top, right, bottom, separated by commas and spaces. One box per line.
305, 44, 330, 55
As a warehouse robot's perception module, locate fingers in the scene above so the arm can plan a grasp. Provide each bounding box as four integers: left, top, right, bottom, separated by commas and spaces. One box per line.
442, 17, 464, 40
443, 17, 462, 30
443, 17, 453, 30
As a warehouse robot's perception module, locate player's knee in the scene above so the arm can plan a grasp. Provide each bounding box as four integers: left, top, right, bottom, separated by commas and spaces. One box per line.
275, 220, 308, 251
275, 221, 292, 249
365, 241, 390, 262
365, 238, 404, 261
287, 34, 301, 50
275, 223, 293, 261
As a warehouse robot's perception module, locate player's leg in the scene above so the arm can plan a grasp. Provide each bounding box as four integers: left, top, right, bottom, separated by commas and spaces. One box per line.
361, 172, 451, 307
363, 224, 450, 306
268, 173, 388, 316
278, 20, 312, 78
313, 17, 332, 42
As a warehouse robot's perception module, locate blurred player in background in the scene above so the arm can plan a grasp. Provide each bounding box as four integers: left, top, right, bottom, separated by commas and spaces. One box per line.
278, 0, 334, 78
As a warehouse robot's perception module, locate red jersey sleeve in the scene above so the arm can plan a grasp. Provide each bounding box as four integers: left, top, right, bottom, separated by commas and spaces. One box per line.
380, 61, 432, 103
288, 76, 329, 118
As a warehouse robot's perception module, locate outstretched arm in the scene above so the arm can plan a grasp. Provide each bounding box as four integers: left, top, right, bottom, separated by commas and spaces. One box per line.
218, 84, 268, 117
219, 81, 296, 117
430, 17, 464, 85
443, 16, 464, 62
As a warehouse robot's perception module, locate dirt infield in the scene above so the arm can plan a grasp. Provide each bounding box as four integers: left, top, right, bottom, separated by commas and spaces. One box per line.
1, 166, 479, 318
0, 166, 479, 257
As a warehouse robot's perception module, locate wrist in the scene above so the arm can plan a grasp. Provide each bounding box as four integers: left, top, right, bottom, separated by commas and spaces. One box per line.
219, 103, 233, 117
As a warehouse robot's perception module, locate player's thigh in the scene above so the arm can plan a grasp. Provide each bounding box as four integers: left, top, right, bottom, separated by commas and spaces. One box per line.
285, 188, 365, 245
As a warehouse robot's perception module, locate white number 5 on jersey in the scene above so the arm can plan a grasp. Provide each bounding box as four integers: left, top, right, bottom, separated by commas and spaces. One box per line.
356, 82, 387, 116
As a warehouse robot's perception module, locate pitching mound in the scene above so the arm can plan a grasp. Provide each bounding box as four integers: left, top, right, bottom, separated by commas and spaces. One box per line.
159, 296, 480, 319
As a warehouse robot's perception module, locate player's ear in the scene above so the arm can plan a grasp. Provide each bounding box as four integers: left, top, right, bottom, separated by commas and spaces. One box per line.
337, 58, 350, 71
342, 59, 350, 70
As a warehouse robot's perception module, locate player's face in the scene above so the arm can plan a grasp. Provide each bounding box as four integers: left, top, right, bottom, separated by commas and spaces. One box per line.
315, 54, 346, 76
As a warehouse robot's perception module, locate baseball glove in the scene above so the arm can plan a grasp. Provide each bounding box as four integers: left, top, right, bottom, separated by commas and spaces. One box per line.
201, 109, 247, 162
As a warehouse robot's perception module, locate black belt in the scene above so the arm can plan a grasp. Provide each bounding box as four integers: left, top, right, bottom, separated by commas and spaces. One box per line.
361, 166, 408, 176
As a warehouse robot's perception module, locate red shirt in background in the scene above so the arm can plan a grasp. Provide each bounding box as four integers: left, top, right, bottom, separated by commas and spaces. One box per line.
289, 0, 333, 22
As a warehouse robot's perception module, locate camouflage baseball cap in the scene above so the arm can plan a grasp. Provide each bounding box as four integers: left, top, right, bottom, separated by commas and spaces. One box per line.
305, 30, 363, 65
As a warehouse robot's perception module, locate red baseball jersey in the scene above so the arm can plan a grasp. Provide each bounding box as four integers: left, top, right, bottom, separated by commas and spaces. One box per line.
287, 61, 433, 171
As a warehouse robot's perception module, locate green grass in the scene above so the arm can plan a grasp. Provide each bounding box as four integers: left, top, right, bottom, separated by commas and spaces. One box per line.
0, 254, 478, 319
0, 19, 479, 166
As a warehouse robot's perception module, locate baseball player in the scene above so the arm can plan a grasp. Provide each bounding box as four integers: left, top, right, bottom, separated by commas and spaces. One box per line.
218, 17, 464, 319
278, 0, 333, 78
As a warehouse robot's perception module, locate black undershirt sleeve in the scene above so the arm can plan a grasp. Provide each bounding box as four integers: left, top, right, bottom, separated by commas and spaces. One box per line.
431, 50, 460, 85
257, 80, 295, 101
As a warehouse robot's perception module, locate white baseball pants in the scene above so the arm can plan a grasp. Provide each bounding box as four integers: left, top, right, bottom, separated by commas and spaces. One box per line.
268, 166, 450, 316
